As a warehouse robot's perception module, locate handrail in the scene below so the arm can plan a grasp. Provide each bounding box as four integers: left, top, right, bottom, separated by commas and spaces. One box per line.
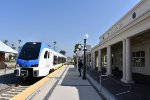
99, 74, 107, 92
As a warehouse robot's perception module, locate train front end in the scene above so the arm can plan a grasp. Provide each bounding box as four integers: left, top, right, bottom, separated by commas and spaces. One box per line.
14, 42, 41, 78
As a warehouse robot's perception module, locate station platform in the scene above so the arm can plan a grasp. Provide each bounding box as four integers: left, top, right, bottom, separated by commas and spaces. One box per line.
13, 65, 103, 100
0, 68, 14, 76
88, 68, 150, 100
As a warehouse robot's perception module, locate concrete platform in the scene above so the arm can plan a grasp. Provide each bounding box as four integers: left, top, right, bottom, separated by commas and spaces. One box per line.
23, 65, 103, 100
47, 65, 102, 100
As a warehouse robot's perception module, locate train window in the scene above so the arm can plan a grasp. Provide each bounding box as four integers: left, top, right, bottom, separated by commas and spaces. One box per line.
19, 42, 41, 60
62, 58, 66, 63
44, 51, 48, 59
58, 57, 62, 64
53, 56, 58, 65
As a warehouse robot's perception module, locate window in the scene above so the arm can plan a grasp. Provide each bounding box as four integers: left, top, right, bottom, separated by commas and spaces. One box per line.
53, 56, 58, 65
58, 57, 62, 64
118, 53, 122, 66
132, 12, 136, 19
19, 42, 41, 60
44, 51, 48, 59
132, 51, 145, 67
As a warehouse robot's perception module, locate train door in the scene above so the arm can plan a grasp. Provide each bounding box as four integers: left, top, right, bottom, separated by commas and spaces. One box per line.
44, 51, 49, 67
49, 52, 53, 68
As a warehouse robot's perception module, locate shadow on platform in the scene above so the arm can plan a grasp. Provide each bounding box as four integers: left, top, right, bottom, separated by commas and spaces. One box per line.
60, 67, 102, 100
87, 68, 150, 100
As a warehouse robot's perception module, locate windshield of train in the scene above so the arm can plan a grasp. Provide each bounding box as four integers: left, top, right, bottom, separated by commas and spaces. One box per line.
19, 42, 41, 60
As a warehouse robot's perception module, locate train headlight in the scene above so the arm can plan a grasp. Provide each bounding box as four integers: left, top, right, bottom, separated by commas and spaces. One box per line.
34, 70, 39, 77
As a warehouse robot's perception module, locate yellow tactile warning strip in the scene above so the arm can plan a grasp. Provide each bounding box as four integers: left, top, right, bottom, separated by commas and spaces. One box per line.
11, 65, 67, 100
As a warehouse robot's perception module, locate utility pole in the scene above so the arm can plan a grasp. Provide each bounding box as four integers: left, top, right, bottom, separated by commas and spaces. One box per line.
53, 41, 56, 51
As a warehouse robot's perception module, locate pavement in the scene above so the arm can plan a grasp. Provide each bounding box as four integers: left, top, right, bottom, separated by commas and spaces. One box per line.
27, 65, 103, 100
87, 68, 150, 100
0, 68, 14, 76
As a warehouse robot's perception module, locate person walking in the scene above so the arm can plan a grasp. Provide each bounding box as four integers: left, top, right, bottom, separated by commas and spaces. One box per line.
78, 60, 83, 77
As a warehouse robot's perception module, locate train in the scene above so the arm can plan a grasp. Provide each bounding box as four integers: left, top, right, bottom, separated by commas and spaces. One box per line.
14, 42, 67, 77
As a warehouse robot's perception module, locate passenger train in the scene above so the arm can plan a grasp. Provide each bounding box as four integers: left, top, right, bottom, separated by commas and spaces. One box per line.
14, 42, 67, 77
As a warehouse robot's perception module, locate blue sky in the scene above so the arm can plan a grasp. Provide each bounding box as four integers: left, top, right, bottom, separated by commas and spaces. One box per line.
0, 0, 140, 57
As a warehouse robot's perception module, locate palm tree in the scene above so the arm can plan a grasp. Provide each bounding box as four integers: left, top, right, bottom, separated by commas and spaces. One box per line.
18, 40, 22, 49
74, 43, 82, 53
11, 44, 16, 50
3, 40, 8, 45
11, 44, 14, 47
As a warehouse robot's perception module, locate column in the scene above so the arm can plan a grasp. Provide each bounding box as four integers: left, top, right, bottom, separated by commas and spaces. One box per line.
86, 55, 88, 67
93, 52, 95, 70
87, 55, 89, 67
91, 52, 94, 70
121, 39, 126, 82
106, 45, 112, 75
89, 54, 91, 68
98, 49, 102, 71
88, 55, 90, 67
125, 38, 134, 83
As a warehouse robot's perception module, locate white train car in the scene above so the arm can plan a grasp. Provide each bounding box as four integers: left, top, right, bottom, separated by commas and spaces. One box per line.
14, 42, 67, 77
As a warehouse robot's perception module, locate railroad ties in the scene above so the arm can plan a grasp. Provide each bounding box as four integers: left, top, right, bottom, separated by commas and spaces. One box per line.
0, 85, 29, 100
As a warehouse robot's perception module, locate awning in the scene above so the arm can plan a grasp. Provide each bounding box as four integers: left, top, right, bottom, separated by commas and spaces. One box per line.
0, 41, 18, 53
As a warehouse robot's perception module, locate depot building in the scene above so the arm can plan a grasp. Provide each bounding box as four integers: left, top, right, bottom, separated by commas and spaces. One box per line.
0, 41, 18, 69
86, 0, 150, 83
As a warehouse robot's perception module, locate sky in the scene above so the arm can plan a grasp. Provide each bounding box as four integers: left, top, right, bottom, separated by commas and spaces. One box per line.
0, 0, 140, 57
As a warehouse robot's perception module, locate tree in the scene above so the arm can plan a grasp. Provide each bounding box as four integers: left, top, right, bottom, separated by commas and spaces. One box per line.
59, 50, 66, 55
11, 44, 14, 47
11, 44, 16, 50
74, 43, 83, 53
3, 40, 8, 45
18, 40, 22, 49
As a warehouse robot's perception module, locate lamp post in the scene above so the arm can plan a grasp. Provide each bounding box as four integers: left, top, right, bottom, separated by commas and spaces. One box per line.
82, 34, 89, 80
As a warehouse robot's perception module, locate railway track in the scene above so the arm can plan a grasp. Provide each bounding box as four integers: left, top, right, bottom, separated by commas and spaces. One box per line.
0, 65, 66, 100
0, 77, 42, 100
